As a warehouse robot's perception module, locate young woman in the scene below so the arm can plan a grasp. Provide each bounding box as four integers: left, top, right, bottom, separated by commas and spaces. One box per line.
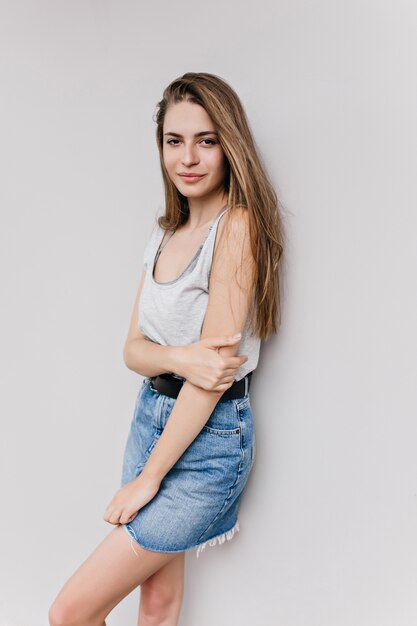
49, 72, 284, 626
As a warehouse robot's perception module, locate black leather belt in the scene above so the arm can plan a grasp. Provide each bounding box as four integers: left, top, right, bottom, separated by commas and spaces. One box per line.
149, 371, 253, 400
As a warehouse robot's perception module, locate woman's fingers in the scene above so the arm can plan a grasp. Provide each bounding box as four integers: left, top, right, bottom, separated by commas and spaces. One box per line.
104, 507, 121, 525
222, 356, 248, 375
103, 475, 161, 527
104, 505, 137, 526
182, 340, 248, 390
206, 359, 247, 389
213, 374, 235, 390
233, 354, 249, 366
201, 335, 242, 350
120, 509, 138, 525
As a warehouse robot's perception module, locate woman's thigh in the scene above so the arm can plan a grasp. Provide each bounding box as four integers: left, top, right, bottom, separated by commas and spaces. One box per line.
49, 525, 182, 624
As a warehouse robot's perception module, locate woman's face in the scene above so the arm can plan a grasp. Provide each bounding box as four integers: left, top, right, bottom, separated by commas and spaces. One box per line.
162, 100, 227, 207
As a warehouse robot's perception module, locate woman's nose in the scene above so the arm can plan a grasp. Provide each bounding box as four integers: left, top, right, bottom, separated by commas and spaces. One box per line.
181, 143, 199, 166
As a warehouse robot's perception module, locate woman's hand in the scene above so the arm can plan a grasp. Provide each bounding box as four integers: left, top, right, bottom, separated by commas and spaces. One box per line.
174, 334, 248, 392
103, 472, 161, 525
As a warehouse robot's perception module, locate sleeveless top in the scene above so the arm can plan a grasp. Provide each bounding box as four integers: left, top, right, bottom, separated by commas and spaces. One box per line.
138, 206, 261, 382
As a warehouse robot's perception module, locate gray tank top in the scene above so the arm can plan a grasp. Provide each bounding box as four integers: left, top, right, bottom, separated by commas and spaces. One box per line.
138, 206, 261, 382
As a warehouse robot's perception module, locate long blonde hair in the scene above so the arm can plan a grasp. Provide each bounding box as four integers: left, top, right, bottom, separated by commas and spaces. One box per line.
155, 72, 285, 340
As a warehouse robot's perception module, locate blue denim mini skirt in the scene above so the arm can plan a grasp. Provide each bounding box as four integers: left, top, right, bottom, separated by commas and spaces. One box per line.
120, 377, 255, 558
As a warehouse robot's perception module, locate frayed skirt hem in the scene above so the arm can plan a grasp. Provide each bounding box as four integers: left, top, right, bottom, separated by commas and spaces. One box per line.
121, 519, 241, 560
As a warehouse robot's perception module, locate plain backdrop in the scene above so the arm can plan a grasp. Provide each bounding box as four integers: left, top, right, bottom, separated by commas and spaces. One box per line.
1, 1, 416, 625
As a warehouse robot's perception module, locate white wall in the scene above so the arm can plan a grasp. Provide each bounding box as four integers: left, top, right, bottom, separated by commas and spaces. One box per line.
1, 1, 416, 625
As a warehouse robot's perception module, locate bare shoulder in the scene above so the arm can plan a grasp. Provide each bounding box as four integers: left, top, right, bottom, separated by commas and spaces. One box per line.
200, 208, 255, 344
212, 206, 254, 281
216, 206, 250, 244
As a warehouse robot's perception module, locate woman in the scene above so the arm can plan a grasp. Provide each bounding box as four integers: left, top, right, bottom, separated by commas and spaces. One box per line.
49, 72, 284, 626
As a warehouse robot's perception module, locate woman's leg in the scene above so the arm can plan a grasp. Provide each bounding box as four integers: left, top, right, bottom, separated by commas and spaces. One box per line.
48, 524, 184, 626
137, 551, 185, 626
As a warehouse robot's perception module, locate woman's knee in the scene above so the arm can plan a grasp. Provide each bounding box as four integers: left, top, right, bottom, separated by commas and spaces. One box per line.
48, 597, 72, 626
48, 594, 100, 626
140, 577, 183, 624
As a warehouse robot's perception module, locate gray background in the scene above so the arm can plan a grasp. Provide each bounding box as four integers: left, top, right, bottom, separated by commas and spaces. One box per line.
1, 1, 416, 625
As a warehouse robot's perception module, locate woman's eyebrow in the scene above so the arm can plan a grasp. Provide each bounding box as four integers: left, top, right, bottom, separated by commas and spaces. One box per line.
163, 131, 218, 137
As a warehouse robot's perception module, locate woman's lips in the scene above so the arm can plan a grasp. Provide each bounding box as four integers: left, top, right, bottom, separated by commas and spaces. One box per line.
178, 173, 205, 182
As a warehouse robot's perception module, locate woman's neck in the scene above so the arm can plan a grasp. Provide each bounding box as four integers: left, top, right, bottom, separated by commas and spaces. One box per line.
185, 192, 228, 230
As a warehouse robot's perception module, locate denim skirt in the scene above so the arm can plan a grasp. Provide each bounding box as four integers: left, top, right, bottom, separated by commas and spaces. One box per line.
120, 376, 255, 558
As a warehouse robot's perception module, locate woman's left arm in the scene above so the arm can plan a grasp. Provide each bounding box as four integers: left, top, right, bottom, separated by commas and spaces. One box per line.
104, 209, 255, 525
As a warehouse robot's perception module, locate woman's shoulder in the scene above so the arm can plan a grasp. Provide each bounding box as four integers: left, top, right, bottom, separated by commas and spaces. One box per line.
218, 205, 250, 234
209, 207, 255, 290
214, 206, 251, 256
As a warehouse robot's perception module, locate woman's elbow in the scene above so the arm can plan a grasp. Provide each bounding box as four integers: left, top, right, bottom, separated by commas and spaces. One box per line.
123, 341, 135, 370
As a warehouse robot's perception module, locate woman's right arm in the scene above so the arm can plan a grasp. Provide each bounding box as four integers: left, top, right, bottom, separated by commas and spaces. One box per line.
123, 269, 247, 387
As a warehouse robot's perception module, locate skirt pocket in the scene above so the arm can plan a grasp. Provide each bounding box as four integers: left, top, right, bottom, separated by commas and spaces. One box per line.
145, 426, 163, 456
202, 424, 241, 436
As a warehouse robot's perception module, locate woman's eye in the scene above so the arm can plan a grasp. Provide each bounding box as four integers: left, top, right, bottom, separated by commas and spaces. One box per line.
166, 138, 217, 146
